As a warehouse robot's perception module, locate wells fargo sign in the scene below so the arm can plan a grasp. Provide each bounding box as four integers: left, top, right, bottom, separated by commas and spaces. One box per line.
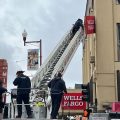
61, 93, 86, 110
84, 16, 95, 34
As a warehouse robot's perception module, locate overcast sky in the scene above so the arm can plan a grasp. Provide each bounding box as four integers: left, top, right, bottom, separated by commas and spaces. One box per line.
0, 0, 87, 96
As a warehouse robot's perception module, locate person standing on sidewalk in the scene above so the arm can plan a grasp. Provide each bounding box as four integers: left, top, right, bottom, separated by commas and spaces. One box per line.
48, 72, 67, 119
13, 70, 32, 118
0, 80, 7, 119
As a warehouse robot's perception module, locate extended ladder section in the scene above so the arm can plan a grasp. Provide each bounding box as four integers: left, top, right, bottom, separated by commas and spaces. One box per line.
31, 26, 84, 94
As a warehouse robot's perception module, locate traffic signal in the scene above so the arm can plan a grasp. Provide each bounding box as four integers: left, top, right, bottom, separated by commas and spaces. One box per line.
81, 83, 90, 102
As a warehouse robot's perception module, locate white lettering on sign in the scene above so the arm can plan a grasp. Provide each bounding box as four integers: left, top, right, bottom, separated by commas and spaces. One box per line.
2, 72, 7, 76
88, 25, 94, 30
64, 95, 82, 101
63, 101, 83, 106
64, 101, 67, 106
87, 20, 94, 24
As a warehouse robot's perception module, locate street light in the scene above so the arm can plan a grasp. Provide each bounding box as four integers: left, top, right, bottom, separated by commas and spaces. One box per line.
22, 29, 42, 66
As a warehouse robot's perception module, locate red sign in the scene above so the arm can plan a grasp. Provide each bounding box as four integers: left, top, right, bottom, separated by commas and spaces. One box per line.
61, 93, 86, 110
112, 102, 120, 112
84, 16, 95, 34
0, 60, 8, 87
0, 59, 8, 102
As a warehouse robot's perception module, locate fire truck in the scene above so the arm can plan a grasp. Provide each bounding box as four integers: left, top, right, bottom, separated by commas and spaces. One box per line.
3, 19, 84, 119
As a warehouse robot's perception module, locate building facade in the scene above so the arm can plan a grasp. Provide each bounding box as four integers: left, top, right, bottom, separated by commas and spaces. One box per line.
83, 0, 120, 111
0, 59, 8, 88
0, 59, 8, 102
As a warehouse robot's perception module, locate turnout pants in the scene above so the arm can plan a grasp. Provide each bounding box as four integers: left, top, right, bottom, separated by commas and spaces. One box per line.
51, 93, 63, 119
17, 94, 31, 117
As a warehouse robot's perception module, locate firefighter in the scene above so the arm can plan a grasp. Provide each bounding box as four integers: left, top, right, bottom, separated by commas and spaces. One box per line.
13, 70, 32, 118
72, 18, 84, 35
48, 72, 67, 119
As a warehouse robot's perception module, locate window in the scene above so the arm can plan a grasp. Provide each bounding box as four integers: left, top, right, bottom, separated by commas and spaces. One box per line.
92, 0, 94, 9
117, 70, 120, 101
117, 23, 120, 61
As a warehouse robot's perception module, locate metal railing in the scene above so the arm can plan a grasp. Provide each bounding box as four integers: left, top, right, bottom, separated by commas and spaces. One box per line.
2, 88, 49, 119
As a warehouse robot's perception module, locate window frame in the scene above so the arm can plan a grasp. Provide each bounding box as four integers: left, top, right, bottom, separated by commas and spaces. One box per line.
117, 70, 120, 101
117, 23, 120, 61
92, 0, 94, 9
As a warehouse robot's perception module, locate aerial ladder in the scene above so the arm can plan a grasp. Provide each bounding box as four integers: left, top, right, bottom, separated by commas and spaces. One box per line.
31, 26, 84, 94
6, 20, 85, 119
30, 20, 85, 118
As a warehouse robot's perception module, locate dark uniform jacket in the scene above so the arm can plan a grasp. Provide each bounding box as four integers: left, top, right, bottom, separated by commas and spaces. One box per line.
48, 77, 67, 94
72, 19, 84, 34
13, 74, 31, 95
